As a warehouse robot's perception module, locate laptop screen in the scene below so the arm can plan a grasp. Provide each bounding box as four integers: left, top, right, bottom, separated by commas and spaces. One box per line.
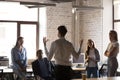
72, 53, 85, 67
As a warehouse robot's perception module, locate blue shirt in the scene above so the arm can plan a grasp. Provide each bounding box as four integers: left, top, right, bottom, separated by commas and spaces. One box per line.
11, 47, 27, 70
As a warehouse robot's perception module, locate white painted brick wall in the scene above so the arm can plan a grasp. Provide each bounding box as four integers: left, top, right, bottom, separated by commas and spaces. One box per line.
77, 0, 105, 64
80, 10, 103, 57
45, 0, 112, 63
46, 2, 73, 49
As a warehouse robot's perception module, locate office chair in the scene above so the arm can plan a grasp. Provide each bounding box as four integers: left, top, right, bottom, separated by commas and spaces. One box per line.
0, 69, 3, 80
99, 64, 108, 77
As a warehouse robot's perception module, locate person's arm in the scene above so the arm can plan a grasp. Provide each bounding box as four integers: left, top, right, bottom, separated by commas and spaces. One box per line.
72, 39, 83, 59
43, 37, 54, 60
71, 45, 81, 59
87, 49, 100, 63
23, 48, 27, 72
104, 45, 116, 57
106, 46, 118, 57
76, 39, 84, 54
95, 49, 100, 62
43, 37, 49, 57
24, 48, 27, 67
11, 48, 23, 69
79, 39, 83, 53
11, 48, 14, 65
104, 43, 113, 57
104, 50, 108, 56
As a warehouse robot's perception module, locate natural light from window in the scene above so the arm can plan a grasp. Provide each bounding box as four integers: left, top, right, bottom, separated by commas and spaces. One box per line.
0, 22, 17, 65
114, 2, 120, 68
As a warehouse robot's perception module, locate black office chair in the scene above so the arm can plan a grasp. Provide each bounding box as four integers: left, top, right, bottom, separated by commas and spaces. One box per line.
99, 64, 108, 77
0, 69, 3, 80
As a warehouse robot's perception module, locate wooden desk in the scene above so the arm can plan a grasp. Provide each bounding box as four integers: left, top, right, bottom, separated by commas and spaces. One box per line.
72, 77, 120, 80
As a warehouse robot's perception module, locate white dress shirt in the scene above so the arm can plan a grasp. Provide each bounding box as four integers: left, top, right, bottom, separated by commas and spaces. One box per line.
44, 38, 80, 66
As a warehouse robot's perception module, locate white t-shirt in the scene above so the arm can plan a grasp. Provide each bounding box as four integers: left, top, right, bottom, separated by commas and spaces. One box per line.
106, 41, 119, 58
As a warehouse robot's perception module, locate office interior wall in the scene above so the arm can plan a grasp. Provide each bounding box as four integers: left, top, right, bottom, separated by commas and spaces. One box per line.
0, 0, 113, 64
45, 0, 113, 64
102, 0, 113, 62
78, 0, 103, 63
46, 2, 73, 49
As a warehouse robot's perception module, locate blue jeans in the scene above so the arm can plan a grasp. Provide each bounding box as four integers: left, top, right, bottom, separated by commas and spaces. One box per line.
87, 67, 98, 78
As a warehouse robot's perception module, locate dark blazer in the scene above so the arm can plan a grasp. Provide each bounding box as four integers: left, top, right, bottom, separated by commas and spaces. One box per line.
32, 58, 50, 78
32, 60, 41, 76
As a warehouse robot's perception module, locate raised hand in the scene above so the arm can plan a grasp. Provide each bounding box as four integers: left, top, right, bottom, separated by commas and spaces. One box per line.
43, 37, 49, 46
78, 39, 84, 54
79, 39, 83, 50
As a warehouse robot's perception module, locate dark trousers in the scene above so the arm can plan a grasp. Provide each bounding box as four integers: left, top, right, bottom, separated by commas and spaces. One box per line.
54, 65, 72, 80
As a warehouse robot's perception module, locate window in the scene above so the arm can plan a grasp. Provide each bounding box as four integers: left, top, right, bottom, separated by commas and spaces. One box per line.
0, 2, 47, 65
0, 22, 17, 65
20, 24, 37, 59
114, 1, 120, 68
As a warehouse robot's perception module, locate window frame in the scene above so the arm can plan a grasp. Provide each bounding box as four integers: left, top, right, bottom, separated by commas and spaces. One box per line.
0, 20, 39, 51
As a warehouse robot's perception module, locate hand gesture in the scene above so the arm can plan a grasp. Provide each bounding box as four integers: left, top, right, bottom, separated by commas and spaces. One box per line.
43, 37, 49, 46
80, 39, 83, 48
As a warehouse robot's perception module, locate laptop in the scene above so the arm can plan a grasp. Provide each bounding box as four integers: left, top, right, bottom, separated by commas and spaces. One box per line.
72, 53, 85, 68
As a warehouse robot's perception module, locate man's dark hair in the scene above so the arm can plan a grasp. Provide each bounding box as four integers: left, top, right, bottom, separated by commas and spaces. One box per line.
36, 50, 43, 56
57, 25, 67, 37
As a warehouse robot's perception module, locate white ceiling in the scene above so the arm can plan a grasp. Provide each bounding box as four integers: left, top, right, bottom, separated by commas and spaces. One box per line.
114, 0, 120, 4
4, 0, 74, 3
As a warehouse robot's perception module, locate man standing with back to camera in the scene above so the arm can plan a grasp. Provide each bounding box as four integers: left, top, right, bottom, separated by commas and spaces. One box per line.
43, 25, 82, 80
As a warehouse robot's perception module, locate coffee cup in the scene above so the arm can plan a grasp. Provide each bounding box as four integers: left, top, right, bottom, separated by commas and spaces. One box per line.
82, 73, 87, 80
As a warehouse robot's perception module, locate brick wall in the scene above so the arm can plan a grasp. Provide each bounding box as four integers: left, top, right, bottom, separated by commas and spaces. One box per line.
46, 2, 73, 49
45, 0, 112, 63
78, 0, 103, 59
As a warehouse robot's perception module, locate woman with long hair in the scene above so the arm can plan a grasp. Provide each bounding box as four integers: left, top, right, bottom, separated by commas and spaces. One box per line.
11, 37, 27, 80
85, 39, 100, 78
104, 30, 119, 77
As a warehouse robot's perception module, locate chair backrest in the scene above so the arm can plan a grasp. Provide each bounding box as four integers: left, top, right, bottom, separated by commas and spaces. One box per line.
99, 64, 108, 77
0, 69, 3, 79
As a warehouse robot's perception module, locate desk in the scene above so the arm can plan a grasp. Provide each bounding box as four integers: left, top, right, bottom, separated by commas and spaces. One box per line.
72, 67, 86, 71
72, 63, 86, 71
0, 66, 12, 74
0, 66, 33, 73
72, 66, 86, 79
0, 66, 33, 80
72, 77, 120, 80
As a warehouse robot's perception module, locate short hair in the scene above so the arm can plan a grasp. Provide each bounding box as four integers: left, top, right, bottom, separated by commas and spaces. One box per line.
57, 25, 67, 37
36, 50, 43, 56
